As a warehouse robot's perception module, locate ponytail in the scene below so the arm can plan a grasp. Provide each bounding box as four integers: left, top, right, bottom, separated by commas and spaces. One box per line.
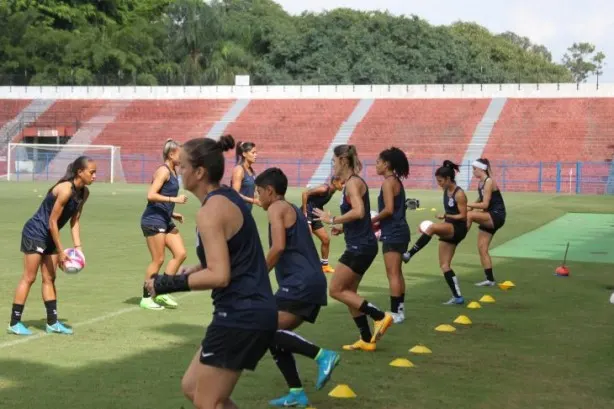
435, 160, 460, 182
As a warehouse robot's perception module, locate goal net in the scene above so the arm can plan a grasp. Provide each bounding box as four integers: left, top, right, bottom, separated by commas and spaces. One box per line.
6, 143, 125, 183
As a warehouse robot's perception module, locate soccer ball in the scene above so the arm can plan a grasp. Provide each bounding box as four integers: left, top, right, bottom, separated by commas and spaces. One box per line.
419, 220, 433, 234
610, 292, 614, 304
61, 248, 86, 274
370, 210, 381, 239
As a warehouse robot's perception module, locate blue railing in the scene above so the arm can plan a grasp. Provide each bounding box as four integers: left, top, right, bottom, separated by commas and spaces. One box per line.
7, 152, 614, 195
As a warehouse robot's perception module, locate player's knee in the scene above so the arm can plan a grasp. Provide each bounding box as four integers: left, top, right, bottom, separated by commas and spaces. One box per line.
440, 263, 451, 272
181, 375, 195, 402
321, 235, 330, 246
175, 250, 187, 263
21, 273, 37, 286
478, 242, 489, 256
328, 283, 342, 300
41, 274, 55, 285
153, 256, 165, 267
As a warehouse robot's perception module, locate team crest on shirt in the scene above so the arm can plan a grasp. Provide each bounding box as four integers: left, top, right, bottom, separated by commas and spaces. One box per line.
448, 197, 455, 207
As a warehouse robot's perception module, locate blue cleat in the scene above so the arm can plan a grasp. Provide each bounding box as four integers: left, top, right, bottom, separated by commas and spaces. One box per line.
269, 389, 309, 408
46, 321, 73, 335
443, 296, 465, 305
7, 322, 33, 336
315, 349, 340, 390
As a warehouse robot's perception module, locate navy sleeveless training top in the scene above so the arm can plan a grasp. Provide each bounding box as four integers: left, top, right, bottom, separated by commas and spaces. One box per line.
307, 185, 335, 217
22, 181, 84, 242
378, 176, 410, 244
443, 186, 465, 224
478, 177, 506, 217
268, 203, 327, 305
340, 175, 378, 254
235, 165, 256, 210
141, 165, 179, 226
196, 187, 277, 330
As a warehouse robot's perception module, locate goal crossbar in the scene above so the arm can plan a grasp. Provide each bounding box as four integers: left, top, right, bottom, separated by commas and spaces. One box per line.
7, 143, 121, 183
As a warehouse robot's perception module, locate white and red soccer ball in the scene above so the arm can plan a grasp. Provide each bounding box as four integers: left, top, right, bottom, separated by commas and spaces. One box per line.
61, 248, 86, 274
370, 211, 381, 239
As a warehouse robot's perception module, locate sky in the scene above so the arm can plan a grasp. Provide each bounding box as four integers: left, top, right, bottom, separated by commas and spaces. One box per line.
275, 0, 614, 83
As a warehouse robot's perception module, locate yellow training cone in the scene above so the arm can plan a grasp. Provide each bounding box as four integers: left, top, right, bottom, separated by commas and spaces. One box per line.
328, 384, 357, 398
409, 345, 432, 354
467, 301, 481, 309
435, 324, 456, 332
453, 315, 472, 325
479, 295, 496, 303
431, 208, 437, 211
498, 280, 516, 291
389, 358, 415, 368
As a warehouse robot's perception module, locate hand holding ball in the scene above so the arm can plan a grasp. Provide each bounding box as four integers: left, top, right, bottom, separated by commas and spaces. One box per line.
61, 248, 86, 274
370, 210, 381, 239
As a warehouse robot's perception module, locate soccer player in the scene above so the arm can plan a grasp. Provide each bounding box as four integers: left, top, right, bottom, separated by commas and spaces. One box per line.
146, 135, 277, 409
256, 167, 340, 407
301, 175, 344, 273
8, 156, 96, 335
371, 147, 411, 323
402, 160, 468, 305
140, 139, 188, 310
313, 144, 393, 352
231, 139, 260, 210
467, 158, 507, 286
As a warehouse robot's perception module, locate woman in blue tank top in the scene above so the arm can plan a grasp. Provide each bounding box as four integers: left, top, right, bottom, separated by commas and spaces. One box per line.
313, 144, 393, 352
402, 160, 468, 305
231, 139, 260, 210
371, 147, 410, 324
139, 139, 188, 311
145, 135, 277, 409
467, 158, 507, 287
255, 167, 341, 407
8, 156, 96, 336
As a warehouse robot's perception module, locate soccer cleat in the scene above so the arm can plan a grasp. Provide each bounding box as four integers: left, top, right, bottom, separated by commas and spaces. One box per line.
140, 297, 165, 310
371, 313, 394, 343
46, 321, 73, 335
7, 322, 32, 336
475, 280, 496, 287
315, 350, 340, 390
322, 265, 335, 273
443, 296, 465, 305
268, 389, 309, 408
391, 312, 405, 324
342, 339, 376, 352
154, 294, 179, 309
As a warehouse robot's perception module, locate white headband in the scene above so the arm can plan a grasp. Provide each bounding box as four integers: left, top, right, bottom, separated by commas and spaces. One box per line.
472, 160, 488, 171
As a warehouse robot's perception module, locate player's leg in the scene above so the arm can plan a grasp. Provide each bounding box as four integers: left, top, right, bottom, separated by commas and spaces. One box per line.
155, 226, 187, 308
141, 230, 166, 310
8, 252, 43, 335
467, 210, 494, 231
402, 222, 454, 262
41, 254, 72, 334
439, 241, 464, 305
383, 244, 406, 323
312, 224, 333, 273
475, 229, 496, 286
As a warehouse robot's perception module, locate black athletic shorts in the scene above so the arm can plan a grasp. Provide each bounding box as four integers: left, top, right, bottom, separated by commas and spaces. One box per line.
276, 298, 321, 323
339, 249, 377, 276
382, 241, 410, 254
200, 325, 275, 371
440, 221, 468, 245
479, 212, 506, 236
307, 213, 324, 232
20, 234, 56, 255
140, 222, 177, 237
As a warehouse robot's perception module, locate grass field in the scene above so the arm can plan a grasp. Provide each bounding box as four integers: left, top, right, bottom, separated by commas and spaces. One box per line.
0, 182, 613, 409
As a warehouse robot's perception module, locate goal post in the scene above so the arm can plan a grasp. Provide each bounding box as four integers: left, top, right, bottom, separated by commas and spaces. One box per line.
7, 143, 123, 183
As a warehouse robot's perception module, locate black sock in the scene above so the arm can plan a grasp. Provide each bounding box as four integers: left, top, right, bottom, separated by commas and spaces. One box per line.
10, 304, 24, 326
391, 294, 405, 314
143, 285, 150, 298
274, 330, 320, 360
44, 300, 58, 326
353, 315, 372, 343
359, 300, 386, 321
485, 268, 494, 282
444, 270, 461, 298
409, 234, 432, 257
270, 345, 302, 389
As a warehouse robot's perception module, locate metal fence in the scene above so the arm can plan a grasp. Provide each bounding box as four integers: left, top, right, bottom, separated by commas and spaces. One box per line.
4, 152, 613, 195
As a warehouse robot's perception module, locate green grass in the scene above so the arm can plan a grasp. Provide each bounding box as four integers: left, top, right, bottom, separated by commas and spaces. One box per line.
0, 182, 613, 409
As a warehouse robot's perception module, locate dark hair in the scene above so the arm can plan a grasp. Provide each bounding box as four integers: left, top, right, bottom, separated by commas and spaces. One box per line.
379, 147, 410, 178
235, 140, 256, 164
254, 167, 288, 196
329, 175, 342, 184
333, 144, 362, 174
183, 135, 235, 184
162, 138, 180, 161
49, 156, 92, 192
435, 160, 460, 182
475, 157, 491, 177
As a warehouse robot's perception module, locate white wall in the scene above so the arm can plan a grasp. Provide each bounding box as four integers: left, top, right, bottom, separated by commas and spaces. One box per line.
1, 83, 614, 99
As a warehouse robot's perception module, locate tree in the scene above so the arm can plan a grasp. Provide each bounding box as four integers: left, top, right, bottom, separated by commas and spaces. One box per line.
561, 42, 605, 83
592, 51, 606, 85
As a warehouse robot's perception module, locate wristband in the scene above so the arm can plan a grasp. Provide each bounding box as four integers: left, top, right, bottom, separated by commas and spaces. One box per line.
153, 273, 191, 295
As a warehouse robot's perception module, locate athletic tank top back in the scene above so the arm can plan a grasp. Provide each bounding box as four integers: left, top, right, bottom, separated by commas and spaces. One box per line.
478, 177, 506, 215
307, 185, 335, 213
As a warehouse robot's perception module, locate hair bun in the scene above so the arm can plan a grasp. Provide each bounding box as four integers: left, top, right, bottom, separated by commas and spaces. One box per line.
218, 134, 236, 152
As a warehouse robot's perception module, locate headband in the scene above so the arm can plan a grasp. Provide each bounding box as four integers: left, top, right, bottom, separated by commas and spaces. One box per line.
472, 160, 488, 171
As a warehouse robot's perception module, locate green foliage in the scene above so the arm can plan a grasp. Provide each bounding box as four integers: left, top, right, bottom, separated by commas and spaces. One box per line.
562, 42, 607, 83
0, 0, 595, 86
